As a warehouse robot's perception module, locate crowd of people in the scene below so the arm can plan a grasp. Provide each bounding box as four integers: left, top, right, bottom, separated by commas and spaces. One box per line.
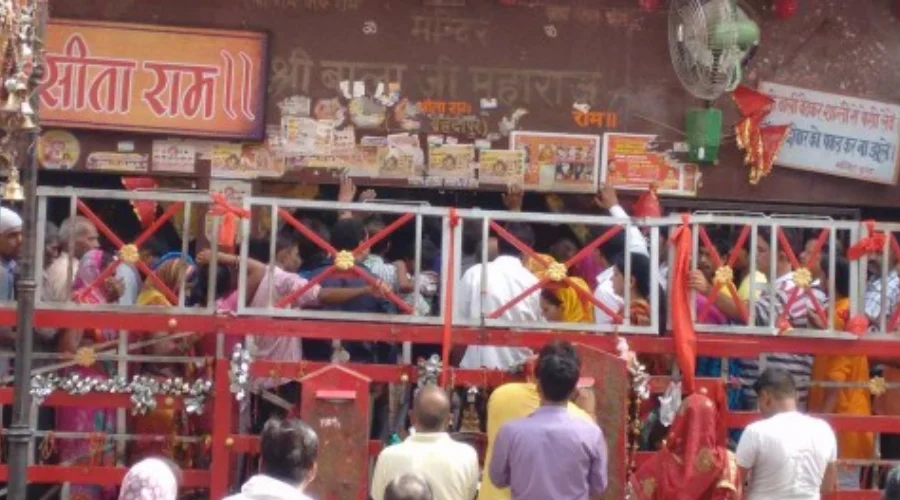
0, 178, 897, 498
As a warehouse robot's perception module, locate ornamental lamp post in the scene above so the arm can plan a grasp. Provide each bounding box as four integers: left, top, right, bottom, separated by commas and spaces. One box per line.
4, 0, 46, 499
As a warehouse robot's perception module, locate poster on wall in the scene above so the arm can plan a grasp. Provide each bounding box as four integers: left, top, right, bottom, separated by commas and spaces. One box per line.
212, 143, 285, 179
478, 149, 525, 185
601, 133, 700, 196
41, 20, 268, 139
152, 141, 197, 174
86, 152, 149, 172
509, 131, 600, 193
427, 144, 475, 181
37, 130, 81, 170
759, 82, 900, 185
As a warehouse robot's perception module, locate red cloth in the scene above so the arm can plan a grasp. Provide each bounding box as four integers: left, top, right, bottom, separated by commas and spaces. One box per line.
669, 216, 697, 393
630, 394, 740, 500
731, 85, 774, 119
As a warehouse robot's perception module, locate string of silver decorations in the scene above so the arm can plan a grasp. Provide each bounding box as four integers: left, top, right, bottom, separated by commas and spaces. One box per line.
229, 343, 251, 402
30, 373, 212, 416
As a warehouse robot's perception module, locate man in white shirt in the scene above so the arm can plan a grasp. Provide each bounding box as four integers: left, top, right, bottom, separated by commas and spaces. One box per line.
736, 368, 837, 500
592, 186, 650, 325
371, 386, 479, 500
457, 222, 541, 369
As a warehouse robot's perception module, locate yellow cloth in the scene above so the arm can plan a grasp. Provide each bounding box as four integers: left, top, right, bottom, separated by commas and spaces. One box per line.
477, 382, 592, 500
718, 270, 767, 301
525, 254, 594, 324
808, 298, 874, 460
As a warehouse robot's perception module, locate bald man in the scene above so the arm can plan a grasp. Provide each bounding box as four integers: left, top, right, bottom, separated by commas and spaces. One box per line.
371, 386, 479, 500
384, 474, 434, 500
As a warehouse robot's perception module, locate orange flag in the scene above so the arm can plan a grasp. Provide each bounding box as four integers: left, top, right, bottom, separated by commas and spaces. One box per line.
668, 214, 697, 393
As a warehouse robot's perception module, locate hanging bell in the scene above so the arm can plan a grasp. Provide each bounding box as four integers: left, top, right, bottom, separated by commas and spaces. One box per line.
3, 166, 23, 201
17, 113, 36, 131
0, 91, 19, 113
20, 98, 33, 116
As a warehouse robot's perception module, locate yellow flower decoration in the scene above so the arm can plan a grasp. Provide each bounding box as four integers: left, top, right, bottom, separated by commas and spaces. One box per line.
793, 267, 812, 289
334, 250, 356, 271
118, 243, 139, 265
713, 265, 734, 286
546, 261, 568, 282
869, 376, 888, 397
74, 347, 96, 368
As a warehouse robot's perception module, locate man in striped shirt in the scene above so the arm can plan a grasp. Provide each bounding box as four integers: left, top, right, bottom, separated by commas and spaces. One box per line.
737, 229, 827, 410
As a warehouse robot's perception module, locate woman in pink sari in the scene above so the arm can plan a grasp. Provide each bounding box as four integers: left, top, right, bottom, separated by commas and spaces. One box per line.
57, 249, 121, 500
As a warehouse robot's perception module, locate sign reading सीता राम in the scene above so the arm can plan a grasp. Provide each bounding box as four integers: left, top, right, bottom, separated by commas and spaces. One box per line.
41, 20, 268, 139
760, 82, 900, 185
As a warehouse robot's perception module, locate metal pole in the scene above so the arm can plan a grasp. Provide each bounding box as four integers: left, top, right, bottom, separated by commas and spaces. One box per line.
8, 0, 47, 498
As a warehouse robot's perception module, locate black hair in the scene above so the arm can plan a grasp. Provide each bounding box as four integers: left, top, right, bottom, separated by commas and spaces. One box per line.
753, 368, 797, 400
189, 264, 232, 307
495, 222, 534, 258
462, 220, 481, 257
549, 238, 578, 263
535, 340, 581, 403
821, 255, 850, 298
591, 226, 626, 262
614, 252, 651, 299
384, 474, 434, 500
541, 288, 562, 308
140, 237, 168, 260
298, 217, 330, 270
330, 218, 366, 252
412, 387, 450, 432
260, 418, 319, 485
757, 227, 802, 257
364, 217, 390, 256
276, 230, 299, 254
613, 252, 667, 332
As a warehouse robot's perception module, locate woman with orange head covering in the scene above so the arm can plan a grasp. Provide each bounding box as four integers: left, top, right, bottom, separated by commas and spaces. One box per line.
629, 393, 741, 500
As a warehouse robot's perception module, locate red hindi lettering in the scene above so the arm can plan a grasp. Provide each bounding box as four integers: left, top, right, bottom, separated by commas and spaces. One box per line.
142, 62, 219, 119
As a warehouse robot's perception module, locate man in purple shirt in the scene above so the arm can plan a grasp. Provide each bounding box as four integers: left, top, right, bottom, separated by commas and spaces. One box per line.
488, 341, 608, 500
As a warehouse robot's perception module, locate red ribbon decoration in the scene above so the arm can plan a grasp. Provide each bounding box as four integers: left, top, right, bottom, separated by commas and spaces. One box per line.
208, 192, 251, 250
668, 214, 698, 393
632, 184, 662, 219
847, 220, 886, 261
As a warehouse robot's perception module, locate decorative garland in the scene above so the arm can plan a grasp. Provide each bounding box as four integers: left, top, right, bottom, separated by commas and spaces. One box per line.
229, 343, 252, 402
616, 336, 649, 496
30, 373, 211, 416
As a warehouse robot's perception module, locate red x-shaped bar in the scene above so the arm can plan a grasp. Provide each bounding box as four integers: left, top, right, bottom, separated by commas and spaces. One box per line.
775, 227, 829, 329
275, 210, 415, 314
696, 226, 750, 323
487, 221, 624, 323
73, 200, 184, 305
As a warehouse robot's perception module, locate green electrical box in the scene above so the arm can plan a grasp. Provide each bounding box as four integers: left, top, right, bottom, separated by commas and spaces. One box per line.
685, 108, 723, 163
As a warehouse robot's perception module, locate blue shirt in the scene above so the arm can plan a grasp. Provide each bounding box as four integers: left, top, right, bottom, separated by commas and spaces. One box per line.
489, 405, 608, 500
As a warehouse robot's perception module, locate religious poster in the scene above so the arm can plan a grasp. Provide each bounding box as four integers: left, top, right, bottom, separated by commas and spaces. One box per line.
281, 116, 318, 155
601, 133, 699, 196
85, 152, 150, 172
151, 140, 197, 174
212, 143, 286, 179
42, 20, 268, 139
478, 149, 525, 185
378, 149, 415, 178
210, 143, 244, 173
759, 82, 900, 185
509, 131, 600, 193
37, 130, 80, 170
427, 144, 475, 181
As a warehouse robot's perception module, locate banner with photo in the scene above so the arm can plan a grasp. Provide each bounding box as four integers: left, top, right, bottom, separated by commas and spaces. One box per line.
601, 133, 700, 196
509, 131, 600, 193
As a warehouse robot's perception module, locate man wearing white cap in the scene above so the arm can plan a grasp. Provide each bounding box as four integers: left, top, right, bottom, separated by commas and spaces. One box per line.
0, 206, 22, 373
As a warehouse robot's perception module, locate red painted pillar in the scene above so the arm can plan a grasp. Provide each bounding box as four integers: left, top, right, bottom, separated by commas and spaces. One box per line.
209, 357, 233, 499
773, 0, 799, 19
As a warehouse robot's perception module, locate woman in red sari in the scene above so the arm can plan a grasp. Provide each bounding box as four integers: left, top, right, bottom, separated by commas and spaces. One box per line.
629, 393, 741, 500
